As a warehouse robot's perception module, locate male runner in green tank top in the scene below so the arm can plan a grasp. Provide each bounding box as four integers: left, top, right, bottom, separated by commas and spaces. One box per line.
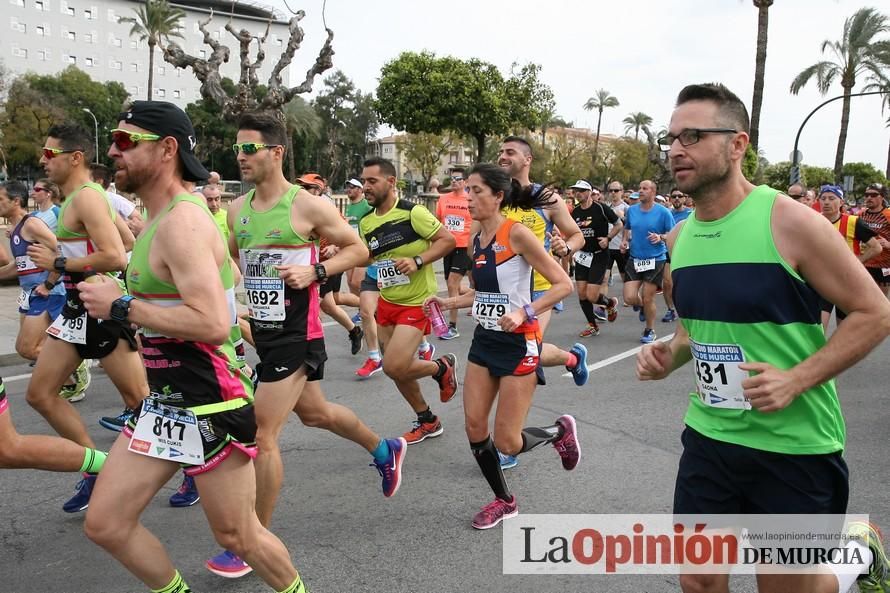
78, 101, 308, 593
25, 123, 148, 513
638, 83, 890, 593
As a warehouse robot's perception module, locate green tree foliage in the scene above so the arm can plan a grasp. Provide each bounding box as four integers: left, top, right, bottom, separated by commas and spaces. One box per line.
762, 161, 835, 190
185, 91, 239, 180
790, 7, 890, 180
598, 138, 654, 189
742, 144, 760, 181
0, 67, 128, 177
310, 71, 378, 187
397, 133, 454, 189
841, 161, 889, 195
622, 112, 653, 141
119, 0, 185, 100
376, 52, 554, 163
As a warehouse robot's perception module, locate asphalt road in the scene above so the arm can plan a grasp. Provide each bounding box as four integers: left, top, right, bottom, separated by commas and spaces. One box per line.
2, 298, 888, 593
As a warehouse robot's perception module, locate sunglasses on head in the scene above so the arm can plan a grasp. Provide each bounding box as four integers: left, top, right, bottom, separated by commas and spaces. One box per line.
42, 146, 82, 160
110, 129, 161, 151
864, 192, 882, 197
232, 142, 280, 155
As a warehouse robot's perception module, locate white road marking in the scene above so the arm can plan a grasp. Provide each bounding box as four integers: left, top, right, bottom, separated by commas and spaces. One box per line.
561, 333, 674, 378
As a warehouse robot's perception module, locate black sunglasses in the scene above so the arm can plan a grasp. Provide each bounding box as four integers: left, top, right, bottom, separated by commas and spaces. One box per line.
608, 188, 622, 192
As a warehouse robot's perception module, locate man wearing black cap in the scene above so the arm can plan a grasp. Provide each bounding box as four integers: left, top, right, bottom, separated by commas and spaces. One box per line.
859, 182, 890, 297
24, 122, 148, 514
78, 101, 309, 593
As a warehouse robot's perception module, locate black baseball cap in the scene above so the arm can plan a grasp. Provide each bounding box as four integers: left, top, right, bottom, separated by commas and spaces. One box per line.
118, 101, 209, 182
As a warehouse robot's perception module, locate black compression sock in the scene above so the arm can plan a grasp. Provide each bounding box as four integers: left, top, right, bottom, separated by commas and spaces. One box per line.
417, 408, 436, 424
520, 424, 564, 453
433, 360, 446, 380
470, 436, 510, 500
579, 299, 596, 324
596, 294, 611, 306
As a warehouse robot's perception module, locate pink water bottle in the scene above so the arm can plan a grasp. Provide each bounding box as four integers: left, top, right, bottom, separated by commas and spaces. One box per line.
427, 300, 450, 337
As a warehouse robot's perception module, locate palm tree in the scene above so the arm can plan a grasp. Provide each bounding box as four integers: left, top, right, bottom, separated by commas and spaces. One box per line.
622, 112, 653, 141
790, 7, 890, 180
750, 0, 774, 153
119, 0, 185, 100
863, 69, 890, 178
583, 89, 620, 167
282, 97, 322, 181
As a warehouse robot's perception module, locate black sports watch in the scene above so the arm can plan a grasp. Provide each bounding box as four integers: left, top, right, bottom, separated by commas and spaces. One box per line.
43, 279, 56, 291
53, 256, 67, 273
314, 263, 328, 283
110, 295, 134, 323
413, 255, 424, 269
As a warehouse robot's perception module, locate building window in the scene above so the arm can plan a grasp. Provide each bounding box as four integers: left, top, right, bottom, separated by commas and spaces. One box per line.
157, 89, 166, 98
35, 24, 46, 35
276, 38, 283, 46
157, 66, 165, 75
66, 55, 76, 64
85, 57, 94, 67
10, 0, 25, 7
37, 49, 48, 60
173, 89, 181, 99
84, 7, 94, 19
130, 62, 139, 72
66, 30, 75, 40
10, 18, 26, 33
61, 1, 74, 16
111, 36, 121, 47
86, 31, 96, 43
35, 0, 47, 11
129, 85, 138, 95
198, 49, 207, 59
110, 59, 122, 70
12, 46, 28, 58
107, 8, 115, 22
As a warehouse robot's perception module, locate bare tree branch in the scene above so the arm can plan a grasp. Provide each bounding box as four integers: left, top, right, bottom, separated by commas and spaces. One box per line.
163, 11, 230, 107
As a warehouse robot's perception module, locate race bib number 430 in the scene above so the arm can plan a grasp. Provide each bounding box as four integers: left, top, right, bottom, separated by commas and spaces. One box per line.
690, 340, 751, 410
128, 399, 203, 465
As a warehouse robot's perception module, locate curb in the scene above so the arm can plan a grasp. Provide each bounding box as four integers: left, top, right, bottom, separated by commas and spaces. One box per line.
0, 353, 27, 368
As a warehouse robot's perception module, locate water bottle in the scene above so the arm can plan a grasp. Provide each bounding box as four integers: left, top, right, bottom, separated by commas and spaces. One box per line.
83, 265, 102, 283
427, 299, 450, 338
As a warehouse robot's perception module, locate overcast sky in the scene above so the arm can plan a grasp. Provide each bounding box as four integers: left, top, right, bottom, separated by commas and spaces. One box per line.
265, 0, 890, 174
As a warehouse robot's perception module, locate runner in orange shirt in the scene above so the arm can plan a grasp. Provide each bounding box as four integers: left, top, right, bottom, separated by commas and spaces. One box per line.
435, 168, 473, 339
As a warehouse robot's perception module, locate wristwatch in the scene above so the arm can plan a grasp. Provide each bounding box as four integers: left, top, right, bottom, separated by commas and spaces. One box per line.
523, 304, 537, 322
313, 263, 328, 283
53, 256, 67, 273
43, 279, 56, 291
413, 255, 424, 269
563, 245, 573, 258
110, 295, 134, 323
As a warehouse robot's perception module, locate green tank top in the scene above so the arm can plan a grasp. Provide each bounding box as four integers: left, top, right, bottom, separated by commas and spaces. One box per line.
671, 185, 845, 455
234, 185, 323, 343
56, 182, 118, 287
127, 193, 252, 408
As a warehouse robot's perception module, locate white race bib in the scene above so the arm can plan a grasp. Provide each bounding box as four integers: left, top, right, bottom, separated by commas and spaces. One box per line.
128, 399, 204, 466
573, 250, 594, 268
472, 292, 510, 331
17, 288, 31, 311
882, 268, 890, 277
634, 258, 656, 272
444, 215, 465, 233
245, 285, 284, 321
46, 311, 88, 344
376, 259, 410, 289
241, 248, 306, 321
690, 340, 751, 410
15, 254, 36, 273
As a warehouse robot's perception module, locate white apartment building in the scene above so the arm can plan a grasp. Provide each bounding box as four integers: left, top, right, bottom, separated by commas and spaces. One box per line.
3, 0, 291, 106
367, 133, 476, 189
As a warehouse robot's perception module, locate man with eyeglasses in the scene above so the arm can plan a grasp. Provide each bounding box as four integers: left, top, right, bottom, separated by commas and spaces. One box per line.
620, 179, 674, 343
435, 167, 473, 340
639, 82, 890, 593
75, 99, 310, 593
24, 123, 147, 513
859, 182, 890, 297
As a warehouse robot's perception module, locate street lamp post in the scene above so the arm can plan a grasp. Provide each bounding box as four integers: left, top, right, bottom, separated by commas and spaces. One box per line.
82, 108, 99, 164
790, 90, 888, 185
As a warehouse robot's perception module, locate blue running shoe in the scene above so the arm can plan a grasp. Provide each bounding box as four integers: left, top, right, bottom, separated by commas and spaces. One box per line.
63, 474, 96, 513
498, 452, 519, 470
567, 343, 588, 386
554, 301, 564, 313
661, 309, 677, 323
351, 312, 362, 324
206, 550, 252, 579
169, 474, 200, 507
371, 437, 406, 497
640, 328, 656, 344
99, 407, 134, 432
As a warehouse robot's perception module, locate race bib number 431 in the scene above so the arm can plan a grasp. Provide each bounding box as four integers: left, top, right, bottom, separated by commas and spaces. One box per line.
690, 340, 751, 410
